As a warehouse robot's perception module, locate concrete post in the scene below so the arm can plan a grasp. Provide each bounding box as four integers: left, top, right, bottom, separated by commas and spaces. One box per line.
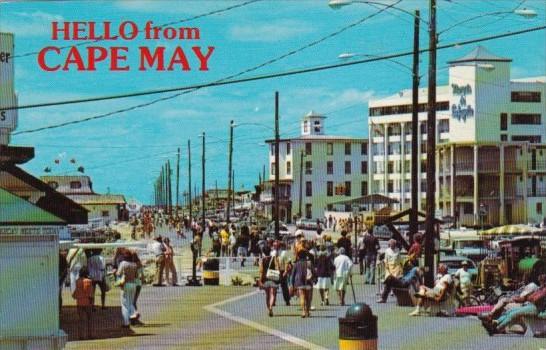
384, 123, 389, 196
400, 123, 405, 210
450, 144, 455, 217
417, 122, 422, 211
473, 144, 479, 225
499, 144, 505, 225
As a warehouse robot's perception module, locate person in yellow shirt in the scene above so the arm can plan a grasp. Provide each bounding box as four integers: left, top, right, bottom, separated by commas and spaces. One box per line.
220, 226, 230, 256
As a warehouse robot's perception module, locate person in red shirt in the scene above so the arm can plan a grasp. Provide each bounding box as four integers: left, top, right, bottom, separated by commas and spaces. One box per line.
72, 266, 94, 340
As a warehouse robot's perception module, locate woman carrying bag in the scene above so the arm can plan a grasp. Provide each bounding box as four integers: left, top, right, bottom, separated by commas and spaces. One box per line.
258, 246, 280, 317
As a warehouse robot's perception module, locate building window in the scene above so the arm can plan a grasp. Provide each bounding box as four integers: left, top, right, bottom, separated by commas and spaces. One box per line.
327, 181, 333, 196
387, 180, 394, 193
305, 142, 312, 155
286, 161, 291, 175
512, 135, 541, 143
369, 101, 449, 116
345, 181, 351, 196
305, 161, 312, 175
361, 181, 368, 196
303, 121, 309, 133
306, 181, 312, 197
511, 113, 541, 125
501, 134, 508, 141
101, 210, 109, 217
511, 91, 541, 103
361, 161, 368, 174
327, 204, 333, 211
500, 113, 507, 130
345, 161, 351, 174
271, 162, 276, 175
327, 161, 333, 175
537, 202, 543, 215
361, 143, 368, 155
345, 143, 351, 155
327, 143, 333, 155
70, 181, 82, 189
463, 203, 473, 215
286, 142, 291, 155
305, 204, 312, 219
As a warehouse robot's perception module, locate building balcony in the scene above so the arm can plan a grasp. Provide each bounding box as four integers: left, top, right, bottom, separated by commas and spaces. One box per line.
527, 161, 546, 172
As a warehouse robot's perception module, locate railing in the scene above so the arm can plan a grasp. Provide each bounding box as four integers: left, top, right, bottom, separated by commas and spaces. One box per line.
527, 160, 546, 171
478, 160, 500, 172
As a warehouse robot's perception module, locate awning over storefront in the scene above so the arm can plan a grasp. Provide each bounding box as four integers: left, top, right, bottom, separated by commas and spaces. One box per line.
331, 193, 399, 206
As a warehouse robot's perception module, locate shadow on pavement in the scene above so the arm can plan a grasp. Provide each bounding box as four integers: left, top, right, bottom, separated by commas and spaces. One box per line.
60, 305, 156, 341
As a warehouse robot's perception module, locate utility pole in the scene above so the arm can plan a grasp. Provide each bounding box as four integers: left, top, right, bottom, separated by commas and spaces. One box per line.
298, 150, 304, 218
226, 120, 234, 222
274, 91, 280, 239
188, 139, 193, 229
232, 169, 235, 211
425, 0, 437, 287
167, 160, 172, 216
410, 10, 420, 243
201, 132, 206, 238
176, 147, 180, 217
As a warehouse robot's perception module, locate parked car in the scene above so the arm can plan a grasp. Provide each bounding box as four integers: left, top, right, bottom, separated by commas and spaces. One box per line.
296, 219, 320, 230
373, 225, 392, 240
266, 221, 291, 237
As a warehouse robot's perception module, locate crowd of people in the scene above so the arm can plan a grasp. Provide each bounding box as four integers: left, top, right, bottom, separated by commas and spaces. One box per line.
256, 229, 355, 318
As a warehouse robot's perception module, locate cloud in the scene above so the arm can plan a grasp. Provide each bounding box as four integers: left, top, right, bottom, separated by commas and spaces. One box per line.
2, 11, 64, 37
228, 19, 314, 42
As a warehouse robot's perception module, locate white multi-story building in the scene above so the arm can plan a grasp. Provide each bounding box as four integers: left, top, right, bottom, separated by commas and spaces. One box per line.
262, 111, 368, 222
368, 46, 546, 226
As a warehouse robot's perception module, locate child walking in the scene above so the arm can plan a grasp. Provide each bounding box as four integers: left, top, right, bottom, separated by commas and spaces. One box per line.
72, 266, 94, 340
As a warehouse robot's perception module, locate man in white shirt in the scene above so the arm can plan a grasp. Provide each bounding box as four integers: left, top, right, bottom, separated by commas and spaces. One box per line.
148, 236, 166, 286
334, 248, 353, 306
454, 260, 473, 299
87, 249, 108, 309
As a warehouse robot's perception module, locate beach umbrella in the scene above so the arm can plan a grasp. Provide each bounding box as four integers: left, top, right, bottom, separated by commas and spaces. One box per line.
480, 224, 543, 236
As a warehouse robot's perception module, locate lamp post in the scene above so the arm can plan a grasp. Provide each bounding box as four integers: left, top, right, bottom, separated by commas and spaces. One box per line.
329, 0, 536, 287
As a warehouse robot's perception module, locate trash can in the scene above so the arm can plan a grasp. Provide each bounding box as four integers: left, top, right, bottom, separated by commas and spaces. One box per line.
339, 303, 377, 350
203, 258, 220, 285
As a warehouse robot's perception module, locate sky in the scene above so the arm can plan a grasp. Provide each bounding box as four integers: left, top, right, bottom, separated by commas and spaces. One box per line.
1, 0, 545, 203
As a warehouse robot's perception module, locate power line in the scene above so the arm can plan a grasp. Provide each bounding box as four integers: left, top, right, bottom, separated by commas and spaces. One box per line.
10, 24, 546, 138
11, 0, 263, 59
11, 2, 402, 136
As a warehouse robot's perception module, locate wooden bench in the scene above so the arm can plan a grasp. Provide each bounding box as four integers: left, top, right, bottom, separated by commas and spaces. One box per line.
393, 284, 419, 307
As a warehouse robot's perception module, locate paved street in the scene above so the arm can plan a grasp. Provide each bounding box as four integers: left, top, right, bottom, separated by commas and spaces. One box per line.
61, 231, 545, 350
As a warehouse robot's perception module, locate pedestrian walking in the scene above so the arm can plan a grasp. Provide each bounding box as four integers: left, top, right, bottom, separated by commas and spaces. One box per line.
259, 246, 280, 317
314, 245, 334, 306
333, 247, 353, 306
149, 236, 166, 287
87, 249, 109, 310
291, 250, 315, 318
336, 230, 352, 259
116, 250, 139, 327
163, 238, 179, 286
132, 252, 143, 319
363, 230, 380, 284
72, 266, 94, 340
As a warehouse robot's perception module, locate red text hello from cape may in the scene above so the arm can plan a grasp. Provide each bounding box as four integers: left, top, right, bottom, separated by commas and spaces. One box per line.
37, 21, 215, 71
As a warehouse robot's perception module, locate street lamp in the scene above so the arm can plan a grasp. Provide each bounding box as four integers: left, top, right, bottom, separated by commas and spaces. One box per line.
329, 0, 538, 287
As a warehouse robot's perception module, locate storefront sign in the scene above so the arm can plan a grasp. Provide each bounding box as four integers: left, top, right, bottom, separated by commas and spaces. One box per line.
0, 32, 17, 130
0, 225, 69, 239
451, 83, 474, 122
